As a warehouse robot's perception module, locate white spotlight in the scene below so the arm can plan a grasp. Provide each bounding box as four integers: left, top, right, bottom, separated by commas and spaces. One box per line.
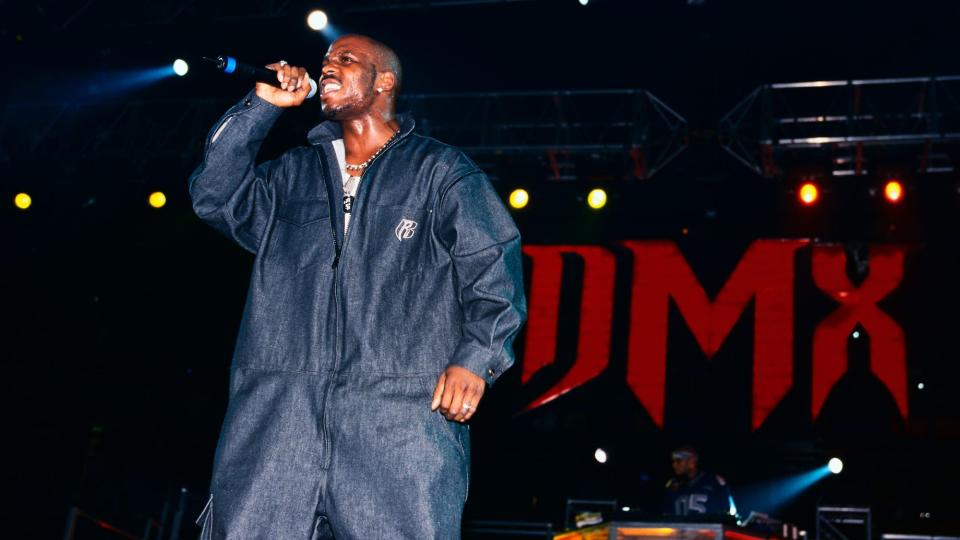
173, 59, 189, 76
594, 448, 608, 464
578, 0, 590, 5
917, 382, 925, 390
851, 330, 860, 339
828, 457, 843, 474
307, 10, 329, 31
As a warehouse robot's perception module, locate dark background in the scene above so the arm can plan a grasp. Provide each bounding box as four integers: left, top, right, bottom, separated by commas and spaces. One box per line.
2, 0, 959, 537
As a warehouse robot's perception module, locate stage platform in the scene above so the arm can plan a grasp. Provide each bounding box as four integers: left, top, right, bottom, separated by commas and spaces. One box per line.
554, 521, 785, 540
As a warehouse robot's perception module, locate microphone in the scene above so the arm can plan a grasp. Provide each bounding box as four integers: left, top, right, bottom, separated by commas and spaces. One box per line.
204, 55, 318, 99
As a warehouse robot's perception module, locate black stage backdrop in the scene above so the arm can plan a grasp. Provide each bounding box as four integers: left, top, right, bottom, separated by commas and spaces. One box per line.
3, 0, 959, 538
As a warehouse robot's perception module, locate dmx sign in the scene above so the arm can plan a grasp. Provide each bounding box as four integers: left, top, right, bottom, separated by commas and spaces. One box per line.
520, 241, 907, 430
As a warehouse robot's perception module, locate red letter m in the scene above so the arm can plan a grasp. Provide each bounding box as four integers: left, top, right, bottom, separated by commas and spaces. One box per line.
622, 240, 807, 430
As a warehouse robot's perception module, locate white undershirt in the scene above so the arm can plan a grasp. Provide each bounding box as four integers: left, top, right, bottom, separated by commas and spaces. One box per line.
331, 139, 360, 235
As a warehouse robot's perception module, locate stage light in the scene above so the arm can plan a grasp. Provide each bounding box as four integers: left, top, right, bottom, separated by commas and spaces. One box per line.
149, 191, 167, 209
594, 448, 608, 464
579, 0, 590, 5
851, 330, 860, 339
799, 182, 819, 205
738, 463, 837, 514
884, 179, 903, 203
918, 382, 925, 390
14, 192, 32, 210
173, 59, 189, 77
828, 457, 843, 474
587, 188, 607, 210
307, 10, 329, 30
509, 188, 529, 209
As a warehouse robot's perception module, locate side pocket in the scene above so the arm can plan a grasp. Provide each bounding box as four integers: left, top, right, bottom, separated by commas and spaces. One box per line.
195, 494, 213, 539
459, 423, 471, 505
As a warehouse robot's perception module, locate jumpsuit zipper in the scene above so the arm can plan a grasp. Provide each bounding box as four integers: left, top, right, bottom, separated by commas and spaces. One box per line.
313, 146, 341, 470
313, 133, 406, 470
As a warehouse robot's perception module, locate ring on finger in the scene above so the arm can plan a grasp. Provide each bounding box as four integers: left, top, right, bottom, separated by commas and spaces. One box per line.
462, 403, 474, 410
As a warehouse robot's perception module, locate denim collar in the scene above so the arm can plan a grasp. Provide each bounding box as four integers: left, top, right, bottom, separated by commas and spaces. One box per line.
307, 112, 415, 145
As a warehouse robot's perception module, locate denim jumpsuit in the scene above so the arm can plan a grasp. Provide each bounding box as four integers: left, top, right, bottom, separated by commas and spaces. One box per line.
188, 92, 526, 539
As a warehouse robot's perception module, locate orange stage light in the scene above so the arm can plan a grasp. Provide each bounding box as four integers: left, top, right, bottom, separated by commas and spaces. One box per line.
799, 182, 819, 205
884, 180, 903, 203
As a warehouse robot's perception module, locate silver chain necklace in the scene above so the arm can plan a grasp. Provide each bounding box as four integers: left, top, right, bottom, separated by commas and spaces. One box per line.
344, 129, 400, 174
342, 129, 399, 216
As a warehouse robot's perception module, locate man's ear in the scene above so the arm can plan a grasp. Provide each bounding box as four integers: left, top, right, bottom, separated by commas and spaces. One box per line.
376, 71, 397, 94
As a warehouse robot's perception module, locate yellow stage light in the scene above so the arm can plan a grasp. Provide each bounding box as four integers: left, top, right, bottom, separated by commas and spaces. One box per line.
149, 191, 167, 209
509, 188, 529, 209
14, 192, 32, 210
587, 188, 607, 210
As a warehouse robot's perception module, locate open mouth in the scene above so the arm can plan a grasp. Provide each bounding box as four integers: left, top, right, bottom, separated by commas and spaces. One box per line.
321, 79, 342, 96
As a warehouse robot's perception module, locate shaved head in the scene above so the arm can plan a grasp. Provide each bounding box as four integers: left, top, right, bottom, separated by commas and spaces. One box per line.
338, 34, 403, 95
320, 34, 403, 120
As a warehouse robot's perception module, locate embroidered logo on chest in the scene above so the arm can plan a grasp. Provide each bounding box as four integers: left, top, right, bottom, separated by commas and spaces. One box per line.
395, 219, 418, 241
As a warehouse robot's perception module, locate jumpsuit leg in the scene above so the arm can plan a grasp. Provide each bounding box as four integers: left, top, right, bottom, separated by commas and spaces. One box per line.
204, 369, 334, 539
324, 374, 469, 539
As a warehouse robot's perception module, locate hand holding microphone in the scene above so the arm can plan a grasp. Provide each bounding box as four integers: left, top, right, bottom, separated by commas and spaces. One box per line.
204, 55, 317, 108
256, 61, 314, 108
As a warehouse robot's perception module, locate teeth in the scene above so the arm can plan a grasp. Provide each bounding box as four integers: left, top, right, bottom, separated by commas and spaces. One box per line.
323, 82, 341, 94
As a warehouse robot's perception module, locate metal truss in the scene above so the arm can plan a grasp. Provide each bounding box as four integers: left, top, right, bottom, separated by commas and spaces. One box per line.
343, 0, 536, 13
13, 0, 294, 32
720, 76, 960, 177
1, 89, 687, 183
0, 97, 235, 178
399, 89, 688, 181
14, 0, 536, 30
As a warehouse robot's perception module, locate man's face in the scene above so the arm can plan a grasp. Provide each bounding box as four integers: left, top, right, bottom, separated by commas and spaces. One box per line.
319, 37, 379, 119
671, 452, 697, 477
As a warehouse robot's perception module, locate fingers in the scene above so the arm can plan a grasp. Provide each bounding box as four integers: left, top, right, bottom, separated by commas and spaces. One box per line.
459, 382, 484, 423
438, 374, 457, 417
255, 62, 311, 107
436, 367, 487, 422
447, 381, 467, 422
265, 62, 309, 92
431, 373, 446, 411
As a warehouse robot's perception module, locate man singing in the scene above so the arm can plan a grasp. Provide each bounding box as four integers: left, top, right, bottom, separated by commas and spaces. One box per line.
189, 34, 526, 538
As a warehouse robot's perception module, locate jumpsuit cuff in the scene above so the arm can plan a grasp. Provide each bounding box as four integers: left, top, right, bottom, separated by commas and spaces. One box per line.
450, 340, 510, 386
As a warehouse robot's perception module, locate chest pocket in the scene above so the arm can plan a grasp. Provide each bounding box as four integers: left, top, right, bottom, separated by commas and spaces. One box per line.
277, 198, 330, 227
366, 203, 429, 274
270, 198, 333, 271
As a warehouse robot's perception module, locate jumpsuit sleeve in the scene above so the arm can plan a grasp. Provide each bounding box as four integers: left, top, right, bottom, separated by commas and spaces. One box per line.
436, 170, 527, 386
188, 91, 286, 253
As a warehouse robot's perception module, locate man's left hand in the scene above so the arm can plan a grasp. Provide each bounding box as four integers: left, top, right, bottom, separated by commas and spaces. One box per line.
431, 365, 486, 422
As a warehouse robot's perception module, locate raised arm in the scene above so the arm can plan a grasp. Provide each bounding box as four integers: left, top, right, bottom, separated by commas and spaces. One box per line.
188, 62, 311, 252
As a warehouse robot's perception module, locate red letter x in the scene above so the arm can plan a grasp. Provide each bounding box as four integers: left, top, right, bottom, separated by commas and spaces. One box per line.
811, 245, 908, 420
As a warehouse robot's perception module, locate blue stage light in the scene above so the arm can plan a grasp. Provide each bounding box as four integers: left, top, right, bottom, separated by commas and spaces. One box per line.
85, 65, 180, 96
307, 10, 329, 31
736, 463, 836, 515
828, 457, 843, 474
173, 59, 189, 76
